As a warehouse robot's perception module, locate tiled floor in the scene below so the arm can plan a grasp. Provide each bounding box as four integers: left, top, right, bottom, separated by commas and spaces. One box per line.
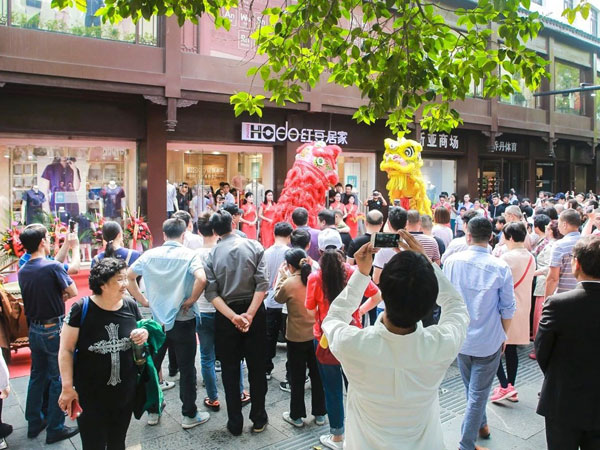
3, 343, 546, 449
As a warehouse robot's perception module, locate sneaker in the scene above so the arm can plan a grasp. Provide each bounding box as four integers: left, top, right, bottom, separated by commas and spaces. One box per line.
266, 372, 272, 381
319, 434, 344, 449
282, 412, 304, 428
252, 422, 267, 433
314, 415, 327, 426
507, 392, 519, 402
182, 411, 210, 429
215, 360, 222, 372
0, 438, 7, 450
490, 384, 517, 403
159, 380, 176, 391
279, 381, 291, 392
147, 413, 160, 426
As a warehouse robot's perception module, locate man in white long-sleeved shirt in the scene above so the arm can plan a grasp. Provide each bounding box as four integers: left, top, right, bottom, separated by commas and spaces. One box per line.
322, 231, 469, 450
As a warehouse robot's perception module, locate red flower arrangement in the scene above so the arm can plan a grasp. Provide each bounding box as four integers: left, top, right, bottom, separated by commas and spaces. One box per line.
1, 223, 24, 258
124, 211, 152, 251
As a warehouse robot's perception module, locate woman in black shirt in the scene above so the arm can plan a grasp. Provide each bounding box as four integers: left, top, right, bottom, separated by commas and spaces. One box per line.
58, 258, 148, 450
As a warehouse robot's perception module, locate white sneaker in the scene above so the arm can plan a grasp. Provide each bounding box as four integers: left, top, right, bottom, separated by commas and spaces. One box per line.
147, 413, 160, 426
320, 434, 344, 450
159, 380, 175, 391
0, 437, 7, 450
181, 411, 210, 429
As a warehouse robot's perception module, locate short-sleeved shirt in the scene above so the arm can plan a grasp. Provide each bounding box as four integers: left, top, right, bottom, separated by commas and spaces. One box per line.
92, 247, 141, 268
22, 189, 46, 225
264, 244, 290, 309
65, 297, 141, 401
18, 257, 73, 321
373, 232, 440, 267
101, 186, 125, 218
549, 231, 581, 294
130, 241, 202, 330
305, 263, 379, 338
367, 199, 385, 211
167, 184, 177, 212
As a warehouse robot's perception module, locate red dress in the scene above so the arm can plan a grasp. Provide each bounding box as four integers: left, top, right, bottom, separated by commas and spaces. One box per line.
345, 204, 359, 239
241, 203, 257, 239
259, 202, 276, 249
329, 201, 344, 211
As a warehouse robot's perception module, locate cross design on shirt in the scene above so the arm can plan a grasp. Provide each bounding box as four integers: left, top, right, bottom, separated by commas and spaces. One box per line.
88, 323, 132, 386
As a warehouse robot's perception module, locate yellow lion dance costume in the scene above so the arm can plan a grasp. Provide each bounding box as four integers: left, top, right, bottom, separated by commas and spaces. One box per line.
380, 137, 432, 216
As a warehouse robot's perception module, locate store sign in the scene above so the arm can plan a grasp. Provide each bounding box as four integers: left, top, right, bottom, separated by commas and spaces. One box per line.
419, 132, 460, 150
241, 122, 348, 145
492, 140, 518, 153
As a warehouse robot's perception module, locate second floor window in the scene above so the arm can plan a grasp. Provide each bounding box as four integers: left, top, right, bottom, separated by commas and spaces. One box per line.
555, 61, 583, 115
564, 0, 574, 10
592, 8, 598, 37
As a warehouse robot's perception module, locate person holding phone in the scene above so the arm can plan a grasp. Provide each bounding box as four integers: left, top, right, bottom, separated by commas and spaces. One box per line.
364, 190, 387, 212
320, 233, 468, 449
59, 258, 150, 450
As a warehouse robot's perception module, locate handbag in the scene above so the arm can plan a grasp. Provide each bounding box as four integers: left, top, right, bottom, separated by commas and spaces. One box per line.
314, 308, 362, 366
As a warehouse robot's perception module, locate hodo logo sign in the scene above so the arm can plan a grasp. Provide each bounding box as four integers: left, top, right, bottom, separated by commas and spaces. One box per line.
241, 122, 348, 145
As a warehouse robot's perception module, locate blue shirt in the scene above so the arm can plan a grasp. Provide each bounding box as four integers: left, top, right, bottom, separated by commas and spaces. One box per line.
549, 231, 581, 294
18, 257, 73, 321
443, 245, 516, 357
130, 241, 203, 331
92, 247, 141, 268
263, 244, 289, 309
19, 253, 69, 272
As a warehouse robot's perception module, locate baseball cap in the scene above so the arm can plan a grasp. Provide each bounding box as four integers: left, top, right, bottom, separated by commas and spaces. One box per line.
318, 228, 343, 251
555, 192, 566, 200
221, 203, 243, 215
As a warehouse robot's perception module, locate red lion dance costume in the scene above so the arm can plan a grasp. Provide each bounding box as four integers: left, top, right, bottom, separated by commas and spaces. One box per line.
273, 142, 342, 228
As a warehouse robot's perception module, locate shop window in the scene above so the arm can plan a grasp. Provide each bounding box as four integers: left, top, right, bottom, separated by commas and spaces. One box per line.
500, 71, 536, 108
535, 162, 554, 192
6, 0, 159, 45
421, 159, 457, 204
1, 143, 132, 225
167, 145, 273, 211
555, 61, 583, 115
574, 165, 587, 192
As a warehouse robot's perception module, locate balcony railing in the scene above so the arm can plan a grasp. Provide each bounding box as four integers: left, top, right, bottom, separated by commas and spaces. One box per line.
1, 0, 160, 46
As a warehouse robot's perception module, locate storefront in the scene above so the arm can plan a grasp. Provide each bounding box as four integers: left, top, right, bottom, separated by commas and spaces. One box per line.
479, 134, 530, 199
532, 140, 571, 195
418, 130, 465, 203
0, 138, 138, 226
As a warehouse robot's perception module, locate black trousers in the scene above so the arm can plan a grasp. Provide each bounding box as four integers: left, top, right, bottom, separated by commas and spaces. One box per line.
265, 307, 283, 374
77, 397, 133, 450
216, 302, 268, 433
287, 340, 326, 420
496, 344, 518, 388
545, 417, 600, 450
150, 319, 197, 417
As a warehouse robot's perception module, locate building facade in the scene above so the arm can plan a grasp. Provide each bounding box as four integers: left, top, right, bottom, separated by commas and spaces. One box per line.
1, 0, 600, 239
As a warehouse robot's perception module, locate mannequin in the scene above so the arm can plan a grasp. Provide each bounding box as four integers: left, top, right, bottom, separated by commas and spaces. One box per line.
231, 172, 247, 191
245, 180, 264, 206
101, 180, 126, 220
21, 184, 46, 225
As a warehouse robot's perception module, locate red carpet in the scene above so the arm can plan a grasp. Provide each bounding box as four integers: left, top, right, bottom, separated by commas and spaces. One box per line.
8, 269, 91, 379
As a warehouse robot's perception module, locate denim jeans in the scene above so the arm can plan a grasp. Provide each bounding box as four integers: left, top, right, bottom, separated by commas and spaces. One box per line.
26, 321, 65, 435
196, 313, 244, 401
314, 340, 345, 436
458, 347, 503, 450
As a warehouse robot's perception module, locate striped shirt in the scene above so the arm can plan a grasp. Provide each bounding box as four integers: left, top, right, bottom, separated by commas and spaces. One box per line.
549, 231, 581, 294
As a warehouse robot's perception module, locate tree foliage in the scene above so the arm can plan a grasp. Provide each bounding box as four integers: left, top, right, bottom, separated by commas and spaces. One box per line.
53, 0, 554, 136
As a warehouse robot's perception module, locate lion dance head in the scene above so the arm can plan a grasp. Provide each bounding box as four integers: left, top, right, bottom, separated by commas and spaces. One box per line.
380, 137, 431, 215
273, 141, 341, 228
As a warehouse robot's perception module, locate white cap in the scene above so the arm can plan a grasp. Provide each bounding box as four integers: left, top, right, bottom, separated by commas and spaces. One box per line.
318, 228, 343, 251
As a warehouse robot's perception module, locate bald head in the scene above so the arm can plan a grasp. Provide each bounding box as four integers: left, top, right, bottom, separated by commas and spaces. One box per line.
365, 209, 384, 233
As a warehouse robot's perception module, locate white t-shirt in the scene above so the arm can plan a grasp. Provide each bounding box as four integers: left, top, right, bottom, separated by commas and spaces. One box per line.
196, 247, 215, 313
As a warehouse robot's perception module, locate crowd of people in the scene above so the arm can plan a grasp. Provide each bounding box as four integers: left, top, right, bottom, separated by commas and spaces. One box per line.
0, 181, 599, 450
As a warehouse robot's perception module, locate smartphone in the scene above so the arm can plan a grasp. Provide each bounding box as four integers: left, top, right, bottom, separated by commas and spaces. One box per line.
70, 399, 83, 420
371, 232, 401, 248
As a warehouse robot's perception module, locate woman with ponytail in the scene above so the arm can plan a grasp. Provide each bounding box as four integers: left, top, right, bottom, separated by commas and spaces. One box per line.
305, 229, 382, 449
91, 221, 141, 268
275, 248, 326, 429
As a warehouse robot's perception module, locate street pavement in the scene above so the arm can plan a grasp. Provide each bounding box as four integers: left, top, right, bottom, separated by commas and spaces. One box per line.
4, 343, 546, 449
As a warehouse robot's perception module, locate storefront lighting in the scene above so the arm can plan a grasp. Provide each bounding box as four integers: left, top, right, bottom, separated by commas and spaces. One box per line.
3, 152, 9, 159
212, 151, 220, 155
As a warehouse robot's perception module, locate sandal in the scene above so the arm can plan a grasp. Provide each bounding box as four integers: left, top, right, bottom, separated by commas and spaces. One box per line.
204, 397, 220, 412
241, 391, 251, 407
